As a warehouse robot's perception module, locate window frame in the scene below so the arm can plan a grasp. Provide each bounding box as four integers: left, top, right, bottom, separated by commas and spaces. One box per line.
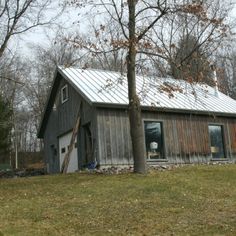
143, 119, 166, 161
61, 84, 68, 104
208, 123, 227, 160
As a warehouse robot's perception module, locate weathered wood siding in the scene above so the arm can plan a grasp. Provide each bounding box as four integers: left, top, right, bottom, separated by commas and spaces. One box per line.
143, 112, 231, 164
43, 76, 97, 173
43, 111, 59, 173
97, 109, 133, 166
96, 108, 236, 166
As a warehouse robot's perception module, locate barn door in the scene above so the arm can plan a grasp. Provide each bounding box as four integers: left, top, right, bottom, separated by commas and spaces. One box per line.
83, 123, 93, 164
59, 132, 78, 172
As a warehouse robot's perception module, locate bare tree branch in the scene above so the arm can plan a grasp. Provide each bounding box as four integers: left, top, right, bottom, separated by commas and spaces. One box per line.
0, 0, 65, 58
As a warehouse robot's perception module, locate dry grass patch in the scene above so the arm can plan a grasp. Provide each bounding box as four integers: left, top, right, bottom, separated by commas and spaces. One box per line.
0, 164, 236, 235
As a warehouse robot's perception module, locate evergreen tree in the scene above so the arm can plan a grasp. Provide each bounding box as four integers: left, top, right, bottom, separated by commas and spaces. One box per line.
171, 35, 213, 85
0, 95, 12, 163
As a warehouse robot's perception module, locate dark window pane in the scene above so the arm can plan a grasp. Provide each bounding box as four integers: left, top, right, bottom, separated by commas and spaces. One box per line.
144, 121, 164, 159
208, 125, 225, 159
61, 147, 66, 154
61, 85, 68, 103
62, 88, 66, 99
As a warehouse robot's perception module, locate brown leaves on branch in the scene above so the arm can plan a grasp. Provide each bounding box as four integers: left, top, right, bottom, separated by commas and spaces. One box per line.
68, 0, 94, 7
182, 2, 225, 27
66, 36, 98, 51
159, 82, 183, 99
110, 39, 129, 49
182, 3, 205, 15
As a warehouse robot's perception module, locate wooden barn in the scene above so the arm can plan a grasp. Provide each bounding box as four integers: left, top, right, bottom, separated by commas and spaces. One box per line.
38, 67, 236, 173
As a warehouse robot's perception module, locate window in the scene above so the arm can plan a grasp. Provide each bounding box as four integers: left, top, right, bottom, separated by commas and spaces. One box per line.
61, 85, 68, 103
61, 147, 66, 154
144, 121, 165, 159
208, 125, 225, 159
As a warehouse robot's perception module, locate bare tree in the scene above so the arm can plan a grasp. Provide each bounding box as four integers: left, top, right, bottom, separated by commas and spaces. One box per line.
0, 0, 65, 59
0, 94, 12, 163
170, 34, 213, 84
215, 42, 236, 98
73, 17, 127, 72
140, 0, 234, 77
0, 51, 28, 165
0, 53, 25, 104
69, 0, 234, 173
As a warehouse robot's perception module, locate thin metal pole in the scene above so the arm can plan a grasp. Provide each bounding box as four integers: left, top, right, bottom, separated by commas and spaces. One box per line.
15, 132, 18, 169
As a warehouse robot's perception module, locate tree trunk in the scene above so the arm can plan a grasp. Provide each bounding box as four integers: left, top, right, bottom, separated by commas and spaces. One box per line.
127, 0, 146, 174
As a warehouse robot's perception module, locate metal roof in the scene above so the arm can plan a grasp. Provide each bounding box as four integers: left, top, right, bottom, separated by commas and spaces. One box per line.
58, 66, 236, 115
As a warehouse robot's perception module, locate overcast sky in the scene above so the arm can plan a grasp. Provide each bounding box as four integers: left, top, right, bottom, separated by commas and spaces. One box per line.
11, 3, 80, 57
12, 3, 236, 58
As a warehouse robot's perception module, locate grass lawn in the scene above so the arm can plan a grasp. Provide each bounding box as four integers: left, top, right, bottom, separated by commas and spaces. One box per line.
0, 165, 236, 236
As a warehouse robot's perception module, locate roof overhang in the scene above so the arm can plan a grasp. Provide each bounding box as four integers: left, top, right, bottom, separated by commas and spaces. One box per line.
93, 102, 236, 118
37, 69, 61, 138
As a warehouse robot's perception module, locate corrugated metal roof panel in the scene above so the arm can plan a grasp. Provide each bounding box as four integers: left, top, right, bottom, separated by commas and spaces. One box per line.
58, 66, 236, 115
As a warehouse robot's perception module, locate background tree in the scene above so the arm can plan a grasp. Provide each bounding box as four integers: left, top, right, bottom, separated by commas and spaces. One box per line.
0, 0, 66, 166
1, 58, 26, 108
0, 0, 64, 58
74, 17, 127, 72
0, 95, 12, 163
0, 52, 27, 163
170, 34, 213, 85
231, 50, 236, 92
145, 0, 234, 78
208, 28, 236, 99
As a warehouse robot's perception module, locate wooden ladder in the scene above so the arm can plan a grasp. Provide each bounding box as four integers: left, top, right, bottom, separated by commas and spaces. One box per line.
61, 104, 82, 174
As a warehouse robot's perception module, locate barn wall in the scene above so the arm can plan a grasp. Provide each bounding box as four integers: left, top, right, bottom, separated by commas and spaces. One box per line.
97, 108, 133, 166
43, 76, 97, 173
96, 107, 236, 166
44, 111, 60, 173
142, 111, 236, 164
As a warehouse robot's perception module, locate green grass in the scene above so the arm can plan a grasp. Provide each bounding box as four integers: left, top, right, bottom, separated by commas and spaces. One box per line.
0, 165, 236, 236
